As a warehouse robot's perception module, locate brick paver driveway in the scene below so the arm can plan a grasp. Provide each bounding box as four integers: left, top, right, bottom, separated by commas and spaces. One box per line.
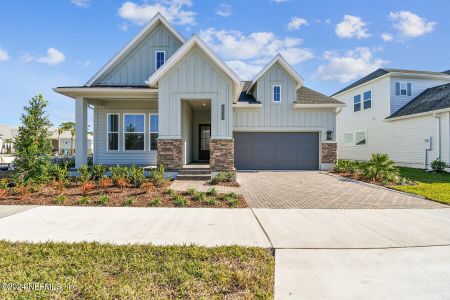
237, 171, 445, 209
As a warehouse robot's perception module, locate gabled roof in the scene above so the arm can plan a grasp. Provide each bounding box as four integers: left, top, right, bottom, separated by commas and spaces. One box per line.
85, 13, 185, 86
246, 54, 304, 94
146, 34, 242, 101
332, 68, 450, 96
295, 86, 343, 105
387, 83, 450, 119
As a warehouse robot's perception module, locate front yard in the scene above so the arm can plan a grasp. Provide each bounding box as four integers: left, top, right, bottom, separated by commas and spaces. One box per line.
392, 167, 450, 204
0, 241, 274, 299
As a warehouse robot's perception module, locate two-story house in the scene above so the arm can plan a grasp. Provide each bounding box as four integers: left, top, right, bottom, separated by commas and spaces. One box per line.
334, 68, 450, 169
54, 13, 344, 178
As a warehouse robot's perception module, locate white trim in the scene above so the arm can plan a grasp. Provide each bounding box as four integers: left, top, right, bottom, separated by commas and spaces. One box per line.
272, 85, 281, 103
246, 54, 304, 94
149, 113, 159, 151
53, 87, 157, 99
106, 113, 120, 152
232, 103, 263, 109
146, 35, 242, 101
293, 103, 346, 109
86, 13, 185, 86
123, 113, 146, 152
386, 107, 450, 121
155, 50, 166, 71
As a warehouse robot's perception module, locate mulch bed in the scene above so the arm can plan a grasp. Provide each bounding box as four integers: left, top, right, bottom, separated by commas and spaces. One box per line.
0, 180, 247, 208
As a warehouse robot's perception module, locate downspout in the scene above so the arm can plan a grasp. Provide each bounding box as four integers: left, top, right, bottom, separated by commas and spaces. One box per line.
434, 112, 441, 159
335, 107, 343, 160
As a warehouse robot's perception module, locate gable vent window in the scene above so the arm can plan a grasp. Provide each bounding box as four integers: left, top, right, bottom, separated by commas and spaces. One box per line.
155, 51, 165, 70
273, 85, 281, 102
353, 94, 361, 112
396, 82, 412, 96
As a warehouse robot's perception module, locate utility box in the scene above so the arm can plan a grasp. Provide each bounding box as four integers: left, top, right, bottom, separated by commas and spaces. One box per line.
424, 137, 432, 150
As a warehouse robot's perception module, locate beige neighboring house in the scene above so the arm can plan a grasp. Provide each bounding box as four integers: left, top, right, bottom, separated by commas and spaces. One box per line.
0, 124, 18, 154
51, 130, 93, 156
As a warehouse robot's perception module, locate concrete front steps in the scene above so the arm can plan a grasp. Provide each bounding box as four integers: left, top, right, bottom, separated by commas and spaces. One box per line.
176, 168, 211, 181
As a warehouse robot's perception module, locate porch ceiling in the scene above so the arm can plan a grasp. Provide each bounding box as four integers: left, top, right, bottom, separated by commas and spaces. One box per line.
187, 99, 211, 111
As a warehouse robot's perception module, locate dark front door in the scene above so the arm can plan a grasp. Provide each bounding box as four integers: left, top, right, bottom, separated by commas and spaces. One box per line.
199, 124, 211, 161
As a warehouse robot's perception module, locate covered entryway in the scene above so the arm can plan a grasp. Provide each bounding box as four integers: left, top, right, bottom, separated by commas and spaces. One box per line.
234, 132, 319, 170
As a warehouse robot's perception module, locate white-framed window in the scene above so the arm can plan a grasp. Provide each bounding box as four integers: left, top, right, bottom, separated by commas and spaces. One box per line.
272, 85, 281, 102
353, 94, 361, 112
123, 114, 145, 151
363, 90, 372, 109
396, 82, 412, 96
107, 113, 119, 151
155, 51, 165, 70
344, 132, 354, 146
344, 130, 367, 146
149, 113, 158, 151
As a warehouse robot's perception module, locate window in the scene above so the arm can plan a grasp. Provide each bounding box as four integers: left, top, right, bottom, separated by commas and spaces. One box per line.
107, 114, 119, 151
273, 85, 281, 102
344, 132, 354, 146
355, 131, 367, 145
123, 114, 145, 151
396, 82, 412, 96
363, 90, 372, 109
155, 51, 165, 70
149, 114, 158, 151
354, 94, 361, 112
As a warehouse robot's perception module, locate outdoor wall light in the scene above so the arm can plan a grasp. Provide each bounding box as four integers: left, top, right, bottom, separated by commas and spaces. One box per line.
327, 130, 333, 141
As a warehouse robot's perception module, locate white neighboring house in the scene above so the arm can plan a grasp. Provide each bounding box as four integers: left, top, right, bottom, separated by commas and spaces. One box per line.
334, 68, 450, 169
0, 124, 19, 154
51, 130, 93, 156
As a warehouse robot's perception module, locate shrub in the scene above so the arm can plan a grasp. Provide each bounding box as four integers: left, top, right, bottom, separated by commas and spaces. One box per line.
110, 165, 128, 186
55, 194, 67, 205
92, 164, 107, 181
48, 162, 69, 182
166, 188, 176, 196
191, 191, 206, 202
333, 160, 361, 175
205, 197, 217, 206
173, 194, 189, 207
186, 187, 197, 196
81, 181, 95, 195
78, 165, 92, 183
149, 197, 162, 207
226, 192, 238, 199
363, 153, 399, 182
0, 189, 9, 199
207, 187, 217, 196
123, 198, 134, 206
127, 165, 145, 187
14, 183, 31, 198
0, 179, 9, 190
116, 178, 127, 189
210, 172, 235, 185
431, 159, 448, 172
98, 194, 110, 206
78, 196, 90, 205
224, 196, 239, 207
99, 178, 113, 188
150, 165, 166, 187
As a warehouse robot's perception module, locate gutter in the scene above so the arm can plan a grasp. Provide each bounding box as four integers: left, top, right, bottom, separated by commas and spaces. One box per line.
232, 103, 263, 109
434, 112, 441, 159
386, 107, 450, 121
293, 103, 346, 109
53, 87, 157, 99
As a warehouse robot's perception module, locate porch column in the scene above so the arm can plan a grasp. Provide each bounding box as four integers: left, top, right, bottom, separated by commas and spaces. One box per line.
75, 97, 88, 168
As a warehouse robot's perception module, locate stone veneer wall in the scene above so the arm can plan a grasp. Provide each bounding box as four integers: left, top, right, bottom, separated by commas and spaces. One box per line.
322, 143, 337, 163
157, 139, 183, 170
209, 139, 235, 172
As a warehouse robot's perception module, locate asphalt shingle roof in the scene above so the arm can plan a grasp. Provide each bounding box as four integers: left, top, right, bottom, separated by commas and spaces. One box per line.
387, 83, 450, 119
332, 68, 450, 96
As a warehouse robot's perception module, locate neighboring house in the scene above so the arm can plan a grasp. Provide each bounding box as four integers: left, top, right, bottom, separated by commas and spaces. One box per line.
334, 68, 450, 169
0, 124, 18, 154
54, 13, 344, 177
50, 130, 93, 156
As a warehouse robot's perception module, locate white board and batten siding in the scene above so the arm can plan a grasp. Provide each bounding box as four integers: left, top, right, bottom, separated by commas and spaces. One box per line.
93, 101, 158, 166
233, 63, 336, 140
95, 24, 182, 86
158, 46, 234, 139
336, 76, 450, 167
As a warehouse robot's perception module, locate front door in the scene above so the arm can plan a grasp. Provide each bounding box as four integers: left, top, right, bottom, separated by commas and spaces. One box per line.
199, 124, 211, 161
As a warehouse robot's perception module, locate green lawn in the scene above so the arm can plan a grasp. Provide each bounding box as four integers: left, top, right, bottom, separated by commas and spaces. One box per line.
392, 167, 450, 205
0, 241, 274, 299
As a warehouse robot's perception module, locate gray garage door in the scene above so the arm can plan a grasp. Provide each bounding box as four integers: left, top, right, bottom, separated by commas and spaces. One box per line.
234, 132, 319, 170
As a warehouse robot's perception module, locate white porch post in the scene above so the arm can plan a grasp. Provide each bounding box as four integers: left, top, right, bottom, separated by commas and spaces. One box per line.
75, 97, 88, 168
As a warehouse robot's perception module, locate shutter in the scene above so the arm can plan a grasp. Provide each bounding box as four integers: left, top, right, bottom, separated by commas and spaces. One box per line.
395, 82, 400, 96
407, 83, 412, 96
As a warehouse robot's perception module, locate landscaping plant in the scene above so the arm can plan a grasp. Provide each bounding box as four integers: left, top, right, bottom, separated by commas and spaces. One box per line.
207, 187, 217, 196
363, 153, 399, 182
150, 165, 165, 186
55, 194, 67, 205
81, 181, 95, 195
99, 178, 113, 188
431, 159, 448, 172
191, 191, 206, 202
210, 171, 235, 185
127, 165, 145, 187
116, 178, 127, 189
173, 194, 189, 207
98, 194, 110, 206
205, 197, 217, 206
185, 187, 197, 195
92, 164, 107, 181
149, 197, 162, 207
110, 165, 128, 186
78, 165, 92, 183
78, 196, 90, 205
123, 198, 134, 206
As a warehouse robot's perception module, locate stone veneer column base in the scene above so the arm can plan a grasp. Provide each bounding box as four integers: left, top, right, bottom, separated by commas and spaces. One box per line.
157, 139, 183, 171
209, 139, 235, 172
321, 142, 337, 163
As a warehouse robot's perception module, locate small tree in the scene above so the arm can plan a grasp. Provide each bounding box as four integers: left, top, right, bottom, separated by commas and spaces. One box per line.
14, 95, 53, 183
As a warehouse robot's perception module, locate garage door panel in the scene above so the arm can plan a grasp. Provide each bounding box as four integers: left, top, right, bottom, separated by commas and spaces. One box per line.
234, 132, 319, 170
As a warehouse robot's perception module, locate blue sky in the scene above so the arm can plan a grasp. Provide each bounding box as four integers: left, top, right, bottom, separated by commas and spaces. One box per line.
0, 0, 448, 127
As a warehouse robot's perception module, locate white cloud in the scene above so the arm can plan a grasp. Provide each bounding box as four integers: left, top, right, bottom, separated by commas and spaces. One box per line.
118, 0, 196, 26
389, 11, 436, 38
71, 0, 90, 7
288, 17, 308, 31
34, 48, 65, 65
381, 33, 393, 42
0, 47, 9, 61
314, 47, 387, 83
199, 28, 313, 80
335, 15, 370, 39
215, 3, 232, 17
